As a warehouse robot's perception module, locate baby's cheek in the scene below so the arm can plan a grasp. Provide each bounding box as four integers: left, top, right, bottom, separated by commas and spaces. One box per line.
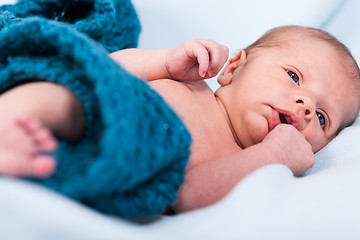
301, 129, 324, 153
313, 137, 333, 153
244, 112, 269, 146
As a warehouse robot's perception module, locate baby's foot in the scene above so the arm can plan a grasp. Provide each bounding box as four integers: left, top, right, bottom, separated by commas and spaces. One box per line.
0, 114, 58, 178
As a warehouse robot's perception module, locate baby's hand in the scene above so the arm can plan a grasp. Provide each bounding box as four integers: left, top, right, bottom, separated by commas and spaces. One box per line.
165, 39, 229, 82
262, 124, 314, 176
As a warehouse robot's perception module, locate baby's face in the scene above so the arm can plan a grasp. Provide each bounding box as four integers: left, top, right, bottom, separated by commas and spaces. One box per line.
216, 39, 359, 152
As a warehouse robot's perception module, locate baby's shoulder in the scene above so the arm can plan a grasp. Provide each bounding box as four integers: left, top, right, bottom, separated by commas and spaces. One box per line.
149, 79, 213, 98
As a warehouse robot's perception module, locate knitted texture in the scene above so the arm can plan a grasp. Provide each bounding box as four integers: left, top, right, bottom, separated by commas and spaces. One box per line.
0, 18, 191, 218
0, 0, 141, 52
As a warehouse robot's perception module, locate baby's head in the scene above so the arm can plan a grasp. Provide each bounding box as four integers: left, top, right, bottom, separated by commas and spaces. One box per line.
215, 25, 360, 152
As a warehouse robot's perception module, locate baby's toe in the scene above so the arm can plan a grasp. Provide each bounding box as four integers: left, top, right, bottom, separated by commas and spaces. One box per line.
32, 155, 57, 177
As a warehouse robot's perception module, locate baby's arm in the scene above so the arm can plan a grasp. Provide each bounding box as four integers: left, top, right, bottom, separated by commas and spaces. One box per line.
110, 48, 169, 80
174, 124, 315, 213
110, 39, 229, 81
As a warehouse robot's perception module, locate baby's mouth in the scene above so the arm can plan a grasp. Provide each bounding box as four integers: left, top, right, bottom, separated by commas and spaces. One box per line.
270, 107, 301, 131
279, 113, 289, 124
276, 109, 301, 129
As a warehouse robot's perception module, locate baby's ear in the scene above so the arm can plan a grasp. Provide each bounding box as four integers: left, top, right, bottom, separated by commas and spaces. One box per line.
218, 50, 247, 86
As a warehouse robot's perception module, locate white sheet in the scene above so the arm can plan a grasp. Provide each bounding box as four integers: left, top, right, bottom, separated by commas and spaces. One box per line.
1, 0, 360, 239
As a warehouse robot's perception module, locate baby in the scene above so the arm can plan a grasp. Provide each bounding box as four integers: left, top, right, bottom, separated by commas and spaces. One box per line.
0, 25, 359, 213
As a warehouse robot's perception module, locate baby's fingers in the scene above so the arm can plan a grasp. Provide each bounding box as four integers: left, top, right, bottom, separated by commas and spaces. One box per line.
186, 41, 210, 78
187, 39, 229, 78
199, 39, 229, 78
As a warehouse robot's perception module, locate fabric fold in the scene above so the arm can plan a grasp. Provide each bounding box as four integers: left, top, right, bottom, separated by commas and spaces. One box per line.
0, 0, 141, 52
0, 18, 191, 218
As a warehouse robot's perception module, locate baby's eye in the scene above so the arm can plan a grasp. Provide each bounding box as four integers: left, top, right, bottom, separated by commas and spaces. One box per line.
316, 112, 325, 129
286, 70, 299, 85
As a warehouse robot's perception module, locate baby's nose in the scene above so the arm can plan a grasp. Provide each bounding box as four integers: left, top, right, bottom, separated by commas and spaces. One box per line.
293, 93, 316, 118
292, 94, 316, 131
296, 99, 315, 120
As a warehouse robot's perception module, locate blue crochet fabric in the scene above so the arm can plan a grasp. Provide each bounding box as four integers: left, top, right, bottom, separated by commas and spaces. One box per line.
0, 18, 191, 218
0, 0, 141, 52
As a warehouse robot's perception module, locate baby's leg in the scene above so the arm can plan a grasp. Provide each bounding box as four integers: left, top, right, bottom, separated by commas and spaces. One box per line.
0, 81, 85, 177
0, 114, 57, 177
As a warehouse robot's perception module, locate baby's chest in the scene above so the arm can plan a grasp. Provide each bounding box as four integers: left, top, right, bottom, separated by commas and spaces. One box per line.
149, 79, 239, 167
185, 121, 240, 168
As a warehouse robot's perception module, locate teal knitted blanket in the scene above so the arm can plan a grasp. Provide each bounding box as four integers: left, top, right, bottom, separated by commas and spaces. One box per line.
0, 3, 191, 218
0, 0, 140, 52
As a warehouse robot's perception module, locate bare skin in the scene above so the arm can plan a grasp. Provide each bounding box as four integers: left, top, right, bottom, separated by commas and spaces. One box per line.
110, 37, 359, 213
1, 30, 358, 213
0, 82, 85, 177
0, 114, 57, 177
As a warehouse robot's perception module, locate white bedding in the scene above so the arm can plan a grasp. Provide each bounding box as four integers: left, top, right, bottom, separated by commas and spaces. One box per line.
1, 0, 360, 239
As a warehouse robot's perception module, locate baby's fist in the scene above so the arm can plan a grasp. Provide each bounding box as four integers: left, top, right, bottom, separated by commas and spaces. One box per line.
262, 124, 314, 176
